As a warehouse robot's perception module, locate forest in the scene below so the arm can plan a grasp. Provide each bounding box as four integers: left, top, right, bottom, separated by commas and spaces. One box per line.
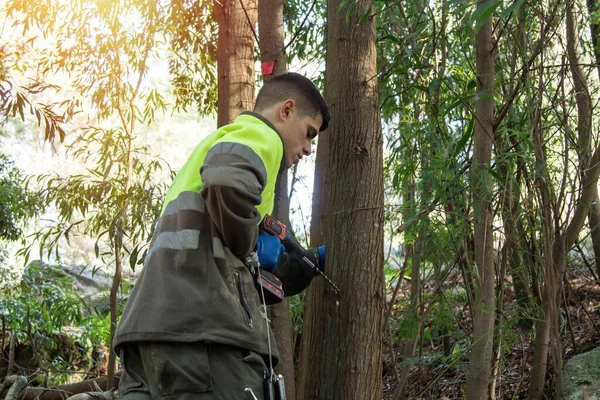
1, 0, 600, 399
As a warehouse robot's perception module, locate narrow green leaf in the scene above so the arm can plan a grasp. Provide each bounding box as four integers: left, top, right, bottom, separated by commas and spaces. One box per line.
471, 0, 501, 31
500, 0, 526, 18
453, 118, 474, 158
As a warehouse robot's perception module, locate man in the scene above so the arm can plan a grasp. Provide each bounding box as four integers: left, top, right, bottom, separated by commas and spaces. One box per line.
114, 72, 330, 399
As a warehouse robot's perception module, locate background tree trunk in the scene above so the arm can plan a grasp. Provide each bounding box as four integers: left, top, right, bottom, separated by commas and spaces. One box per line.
586, 0, 600, 281
297, 91, 330, 400
298, 0, 383, 397
215, 0, 257, 127
465, 2, 496, 397
257, 1, 295, 398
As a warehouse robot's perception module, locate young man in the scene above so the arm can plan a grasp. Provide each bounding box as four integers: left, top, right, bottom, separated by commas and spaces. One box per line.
114, 72, 330, 399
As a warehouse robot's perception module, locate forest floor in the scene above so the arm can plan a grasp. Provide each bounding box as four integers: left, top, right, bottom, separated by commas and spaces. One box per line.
381, 269, 600, 399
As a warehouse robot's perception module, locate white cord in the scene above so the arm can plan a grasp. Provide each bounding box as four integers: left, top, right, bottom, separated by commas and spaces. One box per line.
256, 264, 275, 374
245, 388, 259, 400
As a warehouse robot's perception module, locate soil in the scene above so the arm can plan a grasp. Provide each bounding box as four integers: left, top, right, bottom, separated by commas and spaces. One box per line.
382, 269, 600, 399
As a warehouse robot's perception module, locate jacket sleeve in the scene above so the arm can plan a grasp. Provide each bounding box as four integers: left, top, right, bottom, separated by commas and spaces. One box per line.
200, 142, 266, 258
274, 249, 320, 296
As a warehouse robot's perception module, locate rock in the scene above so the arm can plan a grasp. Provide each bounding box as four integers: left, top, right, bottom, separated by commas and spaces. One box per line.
564, 346, 600, 400
60, 264, 113, 314
66, 391, 117, 400
23, 260, 129, 315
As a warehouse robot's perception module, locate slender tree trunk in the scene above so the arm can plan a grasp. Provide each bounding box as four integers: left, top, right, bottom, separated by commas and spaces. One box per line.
108, 237, 122, 389
586, 0, 600, 280
215, 0, 257, 127
298, 0, 383, 397
589, 194, 600, 279
528, 13, 555, 398
297, 104, 329, 399
505, 6, 534, 326
531, 3, 598, 397
396, 99, 431, 400
491, 135, 514, 399
107, 12, 152, 384
257, 1, 295, 398
465, 2, 496, 398
395, 226, 424, 399
567, 0, 595, 259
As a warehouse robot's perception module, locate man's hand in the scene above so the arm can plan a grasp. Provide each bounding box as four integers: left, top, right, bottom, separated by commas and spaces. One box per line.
257, 233, 285, 272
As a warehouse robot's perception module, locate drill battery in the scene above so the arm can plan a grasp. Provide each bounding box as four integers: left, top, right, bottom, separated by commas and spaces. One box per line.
245, 252, 284, 304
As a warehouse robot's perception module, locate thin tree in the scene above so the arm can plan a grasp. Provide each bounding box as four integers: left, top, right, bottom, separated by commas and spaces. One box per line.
465, 1, 496, 397
530, 2, 597, 397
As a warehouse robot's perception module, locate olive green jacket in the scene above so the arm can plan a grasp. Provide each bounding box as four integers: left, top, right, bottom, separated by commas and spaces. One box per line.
114, 112, 318, 364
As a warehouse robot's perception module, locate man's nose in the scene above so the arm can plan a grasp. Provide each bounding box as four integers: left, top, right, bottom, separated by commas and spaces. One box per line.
302, 141, 311, 156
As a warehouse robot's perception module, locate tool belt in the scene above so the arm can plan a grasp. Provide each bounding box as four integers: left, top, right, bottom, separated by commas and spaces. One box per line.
244, 252, 284, 305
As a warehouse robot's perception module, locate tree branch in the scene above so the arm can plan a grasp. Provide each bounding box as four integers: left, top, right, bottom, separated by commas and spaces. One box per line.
565, 146, 600, 249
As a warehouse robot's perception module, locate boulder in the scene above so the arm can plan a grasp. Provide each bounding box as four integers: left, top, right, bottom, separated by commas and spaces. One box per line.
564, 346, 600, 400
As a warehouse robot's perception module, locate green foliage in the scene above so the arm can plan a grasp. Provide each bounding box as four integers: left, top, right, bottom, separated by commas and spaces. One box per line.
168, 0, 218, 115
284, 0, 326, 87
0, 261, 113, 384
2, 262, 85, 335
288, 293, 305, 335
470, 0, 500, 32
3, 0, 175, 269
0, 41, 76, 142
0, 155, 43, 242
21, 132, 169, 269
2, 0, 219, 132
394, 306, 420, 343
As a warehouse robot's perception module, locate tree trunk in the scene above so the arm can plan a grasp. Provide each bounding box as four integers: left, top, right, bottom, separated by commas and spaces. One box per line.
298, 0, 383, 397
215, 0, 257, 127
258, 0, 286, 79
567, 0, 598, 287
107, 238, 122, 389
297, 90, 330, 399
528, 13, 556, 398
532, 3, 598, 397
395, 226, 424, 399
585, 0, 600, 281
465, 2, 496, 398
257, 1, 294, 398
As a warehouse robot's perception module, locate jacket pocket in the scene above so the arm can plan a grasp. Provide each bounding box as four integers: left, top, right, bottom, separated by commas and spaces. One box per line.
233, 270, 253, 329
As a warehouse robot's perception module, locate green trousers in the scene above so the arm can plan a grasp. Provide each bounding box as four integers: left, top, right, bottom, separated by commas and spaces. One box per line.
118, 342, 267, 400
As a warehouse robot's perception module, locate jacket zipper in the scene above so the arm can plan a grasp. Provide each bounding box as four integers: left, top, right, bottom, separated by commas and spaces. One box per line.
234, 271, 253, 329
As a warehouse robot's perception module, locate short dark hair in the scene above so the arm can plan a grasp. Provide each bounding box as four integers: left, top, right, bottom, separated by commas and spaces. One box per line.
254, 72, 330, 132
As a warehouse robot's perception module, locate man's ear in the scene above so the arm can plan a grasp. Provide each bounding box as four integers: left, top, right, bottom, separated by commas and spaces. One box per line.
279, 99, 296, 121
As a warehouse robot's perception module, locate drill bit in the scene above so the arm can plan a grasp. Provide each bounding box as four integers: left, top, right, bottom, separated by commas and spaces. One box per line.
301, 254, 340, 293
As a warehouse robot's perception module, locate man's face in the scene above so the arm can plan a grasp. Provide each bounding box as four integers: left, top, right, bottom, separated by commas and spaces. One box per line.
278, 103, 323, 168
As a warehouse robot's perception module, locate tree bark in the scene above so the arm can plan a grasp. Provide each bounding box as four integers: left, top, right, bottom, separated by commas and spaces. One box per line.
258, 1, 294, 398
465, 2, 496, 398
215, 0, 257, 127
298, 0, 383, 397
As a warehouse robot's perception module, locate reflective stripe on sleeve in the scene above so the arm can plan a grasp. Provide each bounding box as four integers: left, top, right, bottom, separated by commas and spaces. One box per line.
163, 191, 205, 217
205, 142, 267, 185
